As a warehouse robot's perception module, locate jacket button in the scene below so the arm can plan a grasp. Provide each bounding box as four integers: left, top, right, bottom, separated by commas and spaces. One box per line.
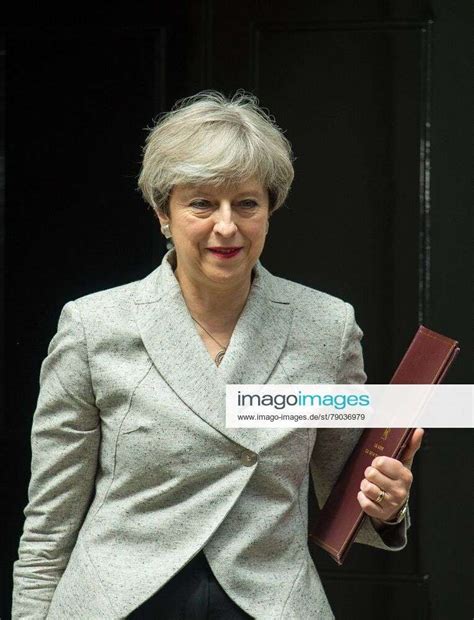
240, 450, 258, 466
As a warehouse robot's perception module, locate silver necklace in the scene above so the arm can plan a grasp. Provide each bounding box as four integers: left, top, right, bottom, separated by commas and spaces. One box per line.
191, 316, 227, 366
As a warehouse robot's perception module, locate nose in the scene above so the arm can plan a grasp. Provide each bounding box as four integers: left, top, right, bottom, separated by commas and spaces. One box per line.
213, 203, 238, 237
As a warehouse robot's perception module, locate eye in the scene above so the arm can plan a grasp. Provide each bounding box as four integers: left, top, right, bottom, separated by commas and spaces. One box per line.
189, 200, 210, 209
239, 200, 258, 208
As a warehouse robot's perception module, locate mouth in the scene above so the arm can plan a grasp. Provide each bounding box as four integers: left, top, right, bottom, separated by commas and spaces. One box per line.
207, 247, 242, 259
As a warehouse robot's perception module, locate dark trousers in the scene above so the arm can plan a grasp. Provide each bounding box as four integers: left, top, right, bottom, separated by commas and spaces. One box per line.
127, 550, 253, 619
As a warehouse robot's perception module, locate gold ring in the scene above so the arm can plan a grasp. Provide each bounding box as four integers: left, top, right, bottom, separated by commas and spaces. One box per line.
375, 489, 385, 504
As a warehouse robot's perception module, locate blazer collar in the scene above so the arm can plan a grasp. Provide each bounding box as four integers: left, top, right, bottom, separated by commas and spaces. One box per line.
132, 249, 294, 451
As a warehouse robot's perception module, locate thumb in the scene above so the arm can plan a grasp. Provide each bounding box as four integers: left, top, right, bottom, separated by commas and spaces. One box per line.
400, 428, 425, 470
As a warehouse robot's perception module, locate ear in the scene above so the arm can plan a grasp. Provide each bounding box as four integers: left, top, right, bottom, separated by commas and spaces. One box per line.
155, 209, 170, 229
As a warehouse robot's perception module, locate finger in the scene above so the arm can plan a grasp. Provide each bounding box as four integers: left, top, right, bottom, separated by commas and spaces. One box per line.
370, 456, 409, 480
364, 464, 411, 495
360, 477, 408, 509
400, 428, 425, 469
357, 490, 400, 520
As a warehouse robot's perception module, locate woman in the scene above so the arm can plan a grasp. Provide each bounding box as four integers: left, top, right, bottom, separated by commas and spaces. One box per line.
12, 90, 423, 619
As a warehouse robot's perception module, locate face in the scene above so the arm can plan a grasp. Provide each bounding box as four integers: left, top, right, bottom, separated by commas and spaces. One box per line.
158, 177, 269, 290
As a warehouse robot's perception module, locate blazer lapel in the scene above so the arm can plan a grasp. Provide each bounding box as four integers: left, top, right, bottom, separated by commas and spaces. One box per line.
217, 264, 293, 387
132, 250, 294, 452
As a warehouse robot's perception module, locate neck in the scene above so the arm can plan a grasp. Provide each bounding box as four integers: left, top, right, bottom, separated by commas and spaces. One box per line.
174, 266, 253, 332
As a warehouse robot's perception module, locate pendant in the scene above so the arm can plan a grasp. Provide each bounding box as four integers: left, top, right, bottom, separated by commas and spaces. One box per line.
215, 349, 226, 366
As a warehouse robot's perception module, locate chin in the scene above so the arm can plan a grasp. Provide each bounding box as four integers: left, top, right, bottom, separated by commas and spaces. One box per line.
206, 263, 248, 282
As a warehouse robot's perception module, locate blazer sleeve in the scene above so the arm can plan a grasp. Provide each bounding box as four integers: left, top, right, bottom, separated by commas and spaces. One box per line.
309, 302, 411, 553
12, 300, 101, 620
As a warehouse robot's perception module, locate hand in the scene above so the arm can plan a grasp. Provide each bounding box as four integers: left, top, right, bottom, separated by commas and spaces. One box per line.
357, 428, 425, 523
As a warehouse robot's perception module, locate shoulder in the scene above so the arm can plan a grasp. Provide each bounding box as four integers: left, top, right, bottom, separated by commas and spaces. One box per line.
72, 278, 140, 310
258, 265, 361, 345
261, 265, 350, 320
261, 267, 366, 382
62, 272, 151, 336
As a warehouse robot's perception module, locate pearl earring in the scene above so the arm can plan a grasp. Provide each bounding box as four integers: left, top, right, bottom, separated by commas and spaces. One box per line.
161, 224, 172, 239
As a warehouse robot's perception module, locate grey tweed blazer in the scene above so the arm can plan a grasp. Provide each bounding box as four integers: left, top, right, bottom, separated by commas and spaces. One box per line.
12, 249, 410, 620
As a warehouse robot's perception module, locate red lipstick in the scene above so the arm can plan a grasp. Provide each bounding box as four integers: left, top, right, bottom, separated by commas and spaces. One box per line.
208, 247, 242, 259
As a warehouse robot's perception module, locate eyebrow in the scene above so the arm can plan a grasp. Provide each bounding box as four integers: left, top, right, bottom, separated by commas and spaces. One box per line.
181, 187, 265, 198
235, 189, 266, 197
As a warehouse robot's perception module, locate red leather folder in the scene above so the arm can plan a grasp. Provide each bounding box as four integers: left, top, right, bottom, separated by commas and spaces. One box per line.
308, 325, 460, 565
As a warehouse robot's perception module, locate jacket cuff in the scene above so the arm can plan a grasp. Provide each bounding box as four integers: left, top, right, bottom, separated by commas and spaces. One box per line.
354, 503, 411, 552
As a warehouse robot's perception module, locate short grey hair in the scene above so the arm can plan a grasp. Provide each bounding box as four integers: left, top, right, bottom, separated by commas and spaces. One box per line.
138, 89, 295, 216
